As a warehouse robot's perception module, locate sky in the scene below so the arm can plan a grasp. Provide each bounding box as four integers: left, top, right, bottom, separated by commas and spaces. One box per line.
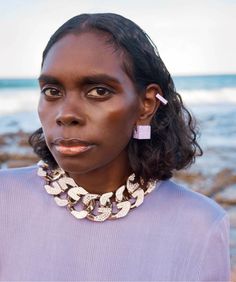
0, 0, 236, 78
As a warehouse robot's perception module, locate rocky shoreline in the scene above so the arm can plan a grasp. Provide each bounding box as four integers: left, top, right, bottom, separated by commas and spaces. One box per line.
1, 130, 236, 279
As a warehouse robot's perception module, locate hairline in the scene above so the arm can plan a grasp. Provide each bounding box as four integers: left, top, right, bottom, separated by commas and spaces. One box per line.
41, 27, 139, 92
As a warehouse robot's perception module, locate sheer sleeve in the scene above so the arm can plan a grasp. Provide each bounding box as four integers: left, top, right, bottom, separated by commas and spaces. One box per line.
198, 213, 231, 281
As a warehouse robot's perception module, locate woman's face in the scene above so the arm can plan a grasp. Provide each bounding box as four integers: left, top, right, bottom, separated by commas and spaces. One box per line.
38, 32, 142, 176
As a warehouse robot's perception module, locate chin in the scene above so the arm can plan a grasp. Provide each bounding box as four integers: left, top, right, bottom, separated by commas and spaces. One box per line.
54, 157, 91, 174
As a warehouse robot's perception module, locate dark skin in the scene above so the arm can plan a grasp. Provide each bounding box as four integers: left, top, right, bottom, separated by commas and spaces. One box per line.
38, 32, 162, 194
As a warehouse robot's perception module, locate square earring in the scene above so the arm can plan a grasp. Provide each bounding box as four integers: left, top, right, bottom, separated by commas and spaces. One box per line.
133, 125, 151, 139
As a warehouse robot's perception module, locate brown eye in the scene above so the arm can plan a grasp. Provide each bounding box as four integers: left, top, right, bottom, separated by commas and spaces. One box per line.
87, 87, 112, 98
41, 88, 62, 98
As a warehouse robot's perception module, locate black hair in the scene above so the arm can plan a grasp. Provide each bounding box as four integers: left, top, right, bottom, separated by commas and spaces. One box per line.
29, 13, 202, 182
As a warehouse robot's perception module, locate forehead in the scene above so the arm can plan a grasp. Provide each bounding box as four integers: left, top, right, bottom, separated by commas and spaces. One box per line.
41, 32, 128, 82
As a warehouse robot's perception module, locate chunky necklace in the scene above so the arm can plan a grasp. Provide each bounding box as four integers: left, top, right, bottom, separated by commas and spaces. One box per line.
37, 160, 159, 222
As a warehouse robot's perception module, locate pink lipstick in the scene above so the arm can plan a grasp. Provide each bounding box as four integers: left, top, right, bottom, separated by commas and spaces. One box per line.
52, 138, 94, 156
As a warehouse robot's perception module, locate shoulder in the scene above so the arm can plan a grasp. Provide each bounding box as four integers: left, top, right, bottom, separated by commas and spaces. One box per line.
0, 165, 39, 189
0, 165, 38, 178
153, 179, 227, 226
0, 165, 46, 210
153, 181, 230, 280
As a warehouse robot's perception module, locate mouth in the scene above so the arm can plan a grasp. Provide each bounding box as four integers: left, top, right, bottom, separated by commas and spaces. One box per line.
52, 138, 95, 156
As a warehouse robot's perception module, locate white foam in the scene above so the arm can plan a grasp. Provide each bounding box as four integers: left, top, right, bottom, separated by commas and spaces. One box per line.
0, 87, 235, 116
0, 112, 41, 134
179, 87, 236, 105
0, 88, 39, 115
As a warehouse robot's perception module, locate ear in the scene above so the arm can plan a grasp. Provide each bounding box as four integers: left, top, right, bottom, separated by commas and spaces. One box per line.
137, 84, 163, 125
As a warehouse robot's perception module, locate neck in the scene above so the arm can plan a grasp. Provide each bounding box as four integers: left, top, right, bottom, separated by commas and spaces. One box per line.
67, 154, 132, 195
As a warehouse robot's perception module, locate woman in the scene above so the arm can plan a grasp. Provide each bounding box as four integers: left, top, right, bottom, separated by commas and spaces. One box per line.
0, 13, 230, 281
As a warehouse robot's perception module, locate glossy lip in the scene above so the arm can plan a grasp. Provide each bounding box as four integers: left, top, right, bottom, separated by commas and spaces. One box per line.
52, 137, 95, 156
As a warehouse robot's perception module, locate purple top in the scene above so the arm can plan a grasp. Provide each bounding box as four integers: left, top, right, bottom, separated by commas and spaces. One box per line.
0, 166, 230, 281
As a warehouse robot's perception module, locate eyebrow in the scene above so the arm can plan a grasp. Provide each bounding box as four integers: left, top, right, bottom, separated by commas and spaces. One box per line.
38, 75, 61, 85
38, 74, 121, 86
81, 74, 121, 86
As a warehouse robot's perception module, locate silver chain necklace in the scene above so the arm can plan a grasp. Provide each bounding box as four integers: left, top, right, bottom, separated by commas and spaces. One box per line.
37, 160, 159, 222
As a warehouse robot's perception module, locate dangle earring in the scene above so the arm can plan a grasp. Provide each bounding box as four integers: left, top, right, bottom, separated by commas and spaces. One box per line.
133, 125, 151, 139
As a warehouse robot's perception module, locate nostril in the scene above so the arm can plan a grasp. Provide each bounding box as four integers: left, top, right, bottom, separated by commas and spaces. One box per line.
56, 115, 82, 126
71, 120, 79, 125
56, 120, 62, 126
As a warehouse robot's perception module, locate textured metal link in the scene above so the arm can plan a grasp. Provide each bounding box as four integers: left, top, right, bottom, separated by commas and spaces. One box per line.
37, 160, 158, 222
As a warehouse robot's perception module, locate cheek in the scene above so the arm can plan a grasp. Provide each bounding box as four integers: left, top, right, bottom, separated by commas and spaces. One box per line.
37, 97, 46, 123
37, 99, 53, 143
100, 100, 139, 140
38, 98, 54, 126
110, 98, 139, 125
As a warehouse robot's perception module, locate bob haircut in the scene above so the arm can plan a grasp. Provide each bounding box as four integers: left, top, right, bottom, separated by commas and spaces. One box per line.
29, 13, 202, 183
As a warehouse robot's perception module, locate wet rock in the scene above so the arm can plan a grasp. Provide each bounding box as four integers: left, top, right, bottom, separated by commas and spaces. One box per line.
230, 228, 236, 248
174, 171, 207, 190
0, 135, 7, 145
231, 260, 236, 282
0, 153, 9, 163
175, 169, 236, 198
6, 159, 38, 168
214, 184, 236, 205
226, 207, 236, 228
191, 179, 217, 196
190, 170, 236, 198
18, 134, 31, 146
231, 266, 236, 282
0, 131, 39, 169
174, 171, 204, 184
210, 169, 236, 196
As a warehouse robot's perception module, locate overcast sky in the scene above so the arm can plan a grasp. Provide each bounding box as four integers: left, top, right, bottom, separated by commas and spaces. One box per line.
0, 0, 235, 78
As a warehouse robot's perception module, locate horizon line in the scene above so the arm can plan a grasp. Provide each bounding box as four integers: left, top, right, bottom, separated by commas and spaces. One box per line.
0, 73, 236, 80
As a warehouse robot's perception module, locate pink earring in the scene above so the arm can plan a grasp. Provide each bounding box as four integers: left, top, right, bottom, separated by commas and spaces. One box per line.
133, 125, 151, 139
156, 93, 168, 105
133, 93, 167, 140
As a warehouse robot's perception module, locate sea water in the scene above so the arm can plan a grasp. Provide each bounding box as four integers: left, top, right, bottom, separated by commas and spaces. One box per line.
0, 75, 235, 173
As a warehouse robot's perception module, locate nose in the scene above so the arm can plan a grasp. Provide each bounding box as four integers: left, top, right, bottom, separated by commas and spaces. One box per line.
55, 97, 85, 127
56, 114, 83, 126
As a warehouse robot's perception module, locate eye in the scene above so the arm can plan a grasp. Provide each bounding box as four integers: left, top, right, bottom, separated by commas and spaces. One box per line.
41, 87, 62, 98
87, 87, 112, 98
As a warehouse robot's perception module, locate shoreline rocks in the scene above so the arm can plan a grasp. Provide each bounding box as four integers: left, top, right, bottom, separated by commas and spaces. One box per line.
0, 131, 39, 169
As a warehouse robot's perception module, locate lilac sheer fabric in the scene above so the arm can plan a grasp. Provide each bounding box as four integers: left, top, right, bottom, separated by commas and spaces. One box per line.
0, 166, 230, 281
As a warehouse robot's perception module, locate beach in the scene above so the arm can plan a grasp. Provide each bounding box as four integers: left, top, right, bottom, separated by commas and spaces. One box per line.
1, 75, 236, 276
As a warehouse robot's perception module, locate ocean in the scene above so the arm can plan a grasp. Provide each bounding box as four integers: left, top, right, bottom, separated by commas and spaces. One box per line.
0, 74, 235, 174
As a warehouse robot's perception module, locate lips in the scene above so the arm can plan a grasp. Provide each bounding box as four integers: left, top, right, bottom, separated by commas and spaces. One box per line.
52, 137, 94, 156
